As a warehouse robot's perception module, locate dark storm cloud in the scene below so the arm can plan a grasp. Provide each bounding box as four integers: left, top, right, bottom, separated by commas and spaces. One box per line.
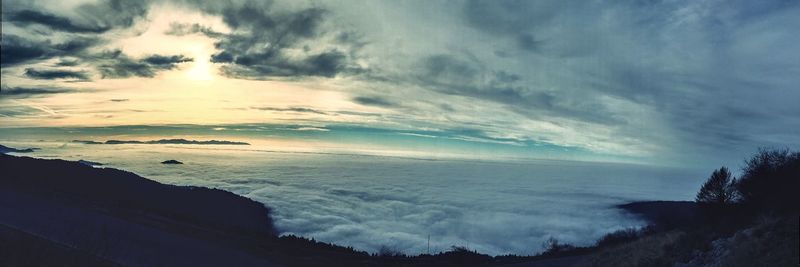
0, 35, 48, 66
72, 0, 151, 30
6, 10, 111, 33
93, 50, 193, 78
0, 85, 79, 98
95, 54, 156, 78
2, 0, 361, 80
352, 96, 398, 108
0, 35, 102, 67
213, 50, 348, 78
141, 55, 193, 66
0, 0, 165, 78
2, 0, 150, 33
164, 22, 223, 38
56, 59, 80, 67
181, 1, 363, 79
24, 68, 90, 81
54, 37, 102, 54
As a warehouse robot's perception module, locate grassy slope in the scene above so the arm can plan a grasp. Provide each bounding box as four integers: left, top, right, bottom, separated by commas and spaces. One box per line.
575, 203, 799, 267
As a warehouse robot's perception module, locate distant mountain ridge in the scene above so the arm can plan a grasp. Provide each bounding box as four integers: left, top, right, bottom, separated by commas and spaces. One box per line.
0, 144, 38, 154
72, 138, 250, 145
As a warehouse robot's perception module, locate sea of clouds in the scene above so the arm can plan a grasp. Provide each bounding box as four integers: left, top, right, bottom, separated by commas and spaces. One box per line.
5, 141, 703, 255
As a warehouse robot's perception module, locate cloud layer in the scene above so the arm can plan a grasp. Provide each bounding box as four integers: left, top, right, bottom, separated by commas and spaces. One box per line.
4, 142, 703, 255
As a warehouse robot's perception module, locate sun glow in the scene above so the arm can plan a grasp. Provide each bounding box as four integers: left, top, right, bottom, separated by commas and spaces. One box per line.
186, 54, 214, 81
113, 3, 225, 82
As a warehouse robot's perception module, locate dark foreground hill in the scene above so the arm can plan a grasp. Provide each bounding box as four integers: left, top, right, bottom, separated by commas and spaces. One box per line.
0, 153, 277, 266
617, 201, 700, 228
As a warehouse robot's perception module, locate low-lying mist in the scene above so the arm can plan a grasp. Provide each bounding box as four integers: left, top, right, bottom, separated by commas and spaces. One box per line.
3, 141, 704, 255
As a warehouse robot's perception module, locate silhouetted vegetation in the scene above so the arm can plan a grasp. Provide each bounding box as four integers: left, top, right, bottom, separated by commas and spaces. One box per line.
691, 148, 800, 220
695, 166, 737, 205
540, 237, 576, 256
736, 149, 800, 214
695, 166, 738, 220
589, 148, 800, 266
689, 148, 800, 236
595, 227, 654, 247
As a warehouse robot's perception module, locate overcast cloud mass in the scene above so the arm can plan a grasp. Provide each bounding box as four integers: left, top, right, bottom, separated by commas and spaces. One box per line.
2, 0, 799, 166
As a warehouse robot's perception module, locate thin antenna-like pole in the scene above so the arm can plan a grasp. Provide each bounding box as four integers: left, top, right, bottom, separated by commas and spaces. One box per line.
427, 234, 430, 254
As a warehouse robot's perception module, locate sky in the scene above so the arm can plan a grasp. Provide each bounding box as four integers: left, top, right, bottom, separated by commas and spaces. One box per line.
1, 0, 799, 167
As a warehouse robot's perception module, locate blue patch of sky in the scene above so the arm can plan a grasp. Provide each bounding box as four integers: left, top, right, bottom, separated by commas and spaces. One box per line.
0, 123, 639, 163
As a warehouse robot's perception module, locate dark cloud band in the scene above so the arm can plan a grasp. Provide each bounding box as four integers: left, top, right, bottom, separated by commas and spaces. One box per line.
24, 68, 90, 81
95, 51, 193, 78
353, 96, 398, 108
7, 10, 111, 33
0, 85, 80, 98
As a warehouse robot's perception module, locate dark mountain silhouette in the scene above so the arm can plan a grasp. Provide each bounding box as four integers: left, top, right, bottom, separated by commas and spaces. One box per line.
72, 140, 104, 144
0, 153, 277, 266
78, 159, 104, 166
73, 138, 251, 145
0, 144, 38, 153
161, 159, 184, 164
0, 154, 276, 236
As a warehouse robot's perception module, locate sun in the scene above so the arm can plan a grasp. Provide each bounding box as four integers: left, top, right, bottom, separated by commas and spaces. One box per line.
186, 55, 214, 81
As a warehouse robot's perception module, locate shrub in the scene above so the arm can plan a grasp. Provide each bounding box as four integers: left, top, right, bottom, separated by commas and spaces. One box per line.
540, 237, 575, 255
596, 228, 644, 247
